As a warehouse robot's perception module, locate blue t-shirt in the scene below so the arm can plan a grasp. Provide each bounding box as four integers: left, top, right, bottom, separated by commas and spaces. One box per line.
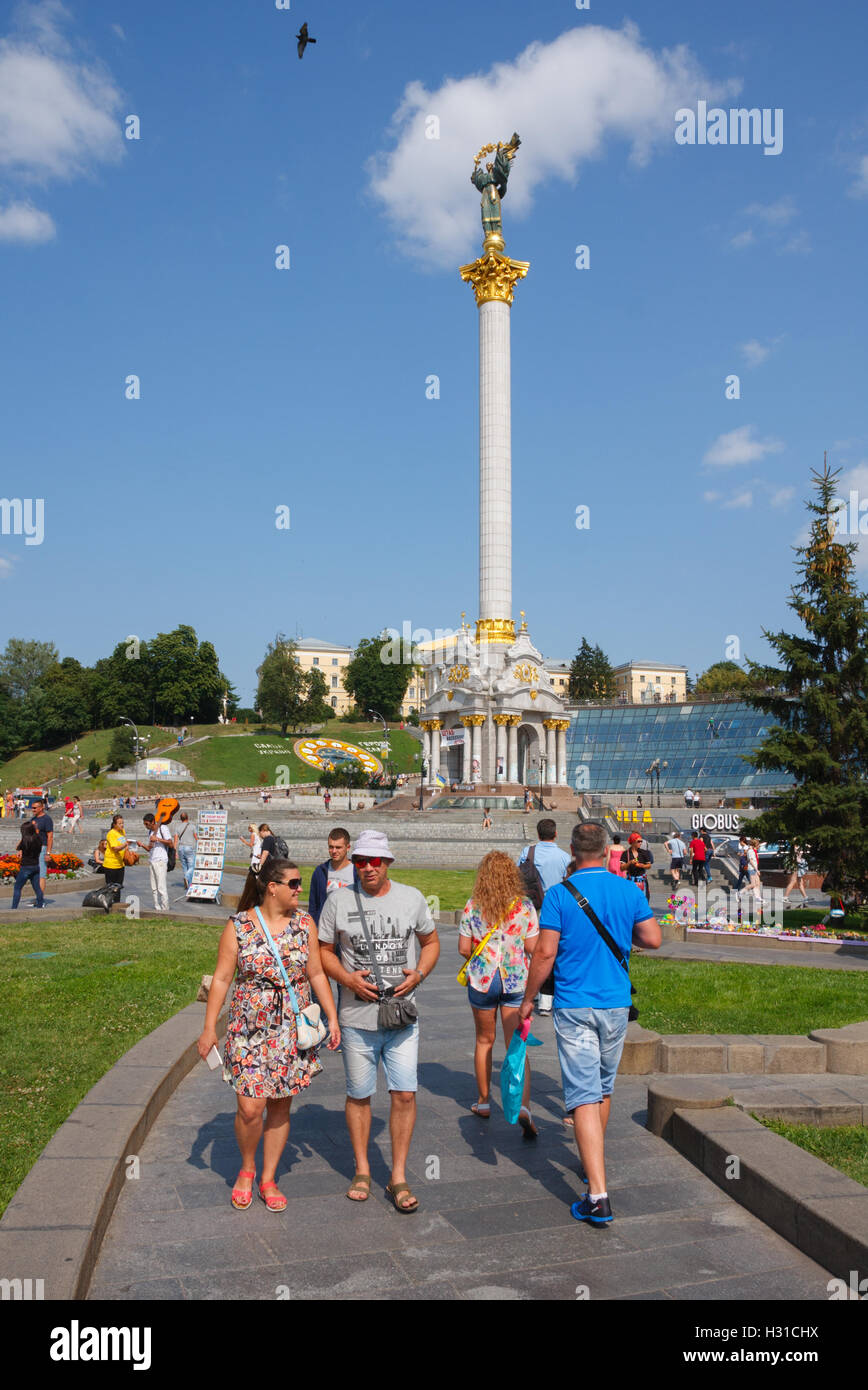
518, 841, 570, 893
539, 867, 652, 1009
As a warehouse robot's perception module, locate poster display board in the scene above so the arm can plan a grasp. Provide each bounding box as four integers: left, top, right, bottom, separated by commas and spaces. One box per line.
186, 809, 228, 901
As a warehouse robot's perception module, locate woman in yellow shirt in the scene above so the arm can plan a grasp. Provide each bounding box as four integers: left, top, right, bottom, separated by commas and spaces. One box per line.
102, 814, 128, 889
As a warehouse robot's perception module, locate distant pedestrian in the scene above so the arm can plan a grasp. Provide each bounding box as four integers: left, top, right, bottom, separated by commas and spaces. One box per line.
606, 835, 625, 877
519, 821, 661, 1225
60, 796, 75, 833
135, 813, 174, 913
665, 832, 688, 887
307, 827, 360, 925
102, 814, 128, 891
482, 807, 492, 829
176, 812, 197, 888
459, 851, 539, 1135
684, 788, 694, 808
240, 823, 261, 872
783, 843, 809, 905
11, 820, 44, 909
735, 834, 750, 891
518, 819, 570, 1015
524, 788, 533, 812
30, 797, 53, 900
700, 828, 714, 883
688, 831, 707, 888
323, 789, 331, 812
622, 832, 652, 903
740, 839, 762, 913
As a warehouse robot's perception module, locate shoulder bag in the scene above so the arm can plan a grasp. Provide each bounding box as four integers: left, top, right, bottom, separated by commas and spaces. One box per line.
353, 890, 417, 1030
457, 921, 498, 986
253, 907, 328, 1050
562, 881, 639, 1021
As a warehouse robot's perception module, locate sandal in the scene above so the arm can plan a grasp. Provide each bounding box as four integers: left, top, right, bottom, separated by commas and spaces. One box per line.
471, 1100, 491, 1117
258, 1180, 287, 1212
518, 1106, 538, 1140
385, 1181, 419, 1214
346, 1173, 371, 1202
231, 1169, 255, 1210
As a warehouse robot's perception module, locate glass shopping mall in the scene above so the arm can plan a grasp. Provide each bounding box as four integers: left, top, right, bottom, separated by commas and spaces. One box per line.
564, 700, 792, 796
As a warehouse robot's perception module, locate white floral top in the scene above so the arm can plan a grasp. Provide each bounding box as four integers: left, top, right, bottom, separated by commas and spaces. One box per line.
458, 895, 539, 993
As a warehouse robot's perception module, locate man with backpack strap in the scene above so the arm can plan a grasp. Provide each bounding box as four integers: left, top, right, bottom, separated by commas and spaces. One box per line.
136, 813, 176, 914
518, 819, 569, 1015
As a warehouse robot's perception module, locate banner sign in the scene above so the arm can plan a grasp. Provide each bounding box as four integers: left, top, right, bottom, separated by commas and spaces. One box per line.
440, 727, 465, 747
691, 812, 742, 832
187, 810, 228, 901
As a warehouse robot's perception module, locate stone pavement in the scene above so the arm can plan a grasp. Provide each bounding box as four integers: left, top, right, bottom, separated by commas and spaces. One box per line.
88, 969, 834, 1301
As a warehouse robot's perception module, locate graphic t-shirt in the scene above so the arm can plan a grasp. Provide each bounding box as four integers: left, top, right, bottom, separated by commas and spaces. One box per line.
539, 867, 652, 1009
327, 862, 355, 894
318, 880, 436, 1029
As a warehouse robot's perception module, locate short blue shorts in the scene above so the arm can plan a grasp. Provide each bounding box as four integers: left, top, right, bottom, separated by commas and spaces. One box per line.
467, 973, 524, 1011
554, 1007, 630, 1110
340, 1021, 419, 1099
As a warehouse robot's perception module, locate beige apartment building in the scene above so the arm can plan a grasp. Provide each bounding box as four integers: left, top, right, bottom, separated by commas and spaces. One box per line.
294, 638, 424, 720
612, 661, 688, 704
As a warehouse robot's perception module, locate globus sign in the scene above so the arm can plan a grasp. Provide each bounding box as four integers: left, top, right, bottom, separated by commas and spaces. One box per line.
691, 812, 741, 832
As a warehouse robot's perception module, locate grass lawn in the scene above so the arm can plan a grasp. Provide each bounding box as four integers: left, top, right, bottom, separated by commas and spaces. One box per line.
224, 864, 479, 912
0, 917, 222, 1217
631, 956, 868, 1034
756, 1118, 868, 1188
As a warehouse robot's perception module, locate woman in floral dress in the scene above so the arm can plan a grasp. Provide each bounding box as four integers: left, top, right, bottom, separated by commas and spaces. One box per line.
198, 857, 340, 1211
458, 851, 539, 1136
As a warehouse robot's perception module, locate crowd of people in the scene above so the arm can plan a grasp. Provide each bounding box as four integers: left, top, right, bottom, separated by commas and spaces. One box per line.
196, 814, 661, 1226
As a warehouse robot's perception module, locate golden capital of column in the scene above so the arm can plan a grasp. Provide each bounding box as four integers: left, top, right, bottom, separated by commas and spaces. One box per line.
493, 714, 512, 727
461, 714, 486, 727
507, 714, 522, 726
475, 616, 516, 643
556, 719, 571, 732
542, 718, 559, 730
459, 250, 529, 307
421, 718, 442, 731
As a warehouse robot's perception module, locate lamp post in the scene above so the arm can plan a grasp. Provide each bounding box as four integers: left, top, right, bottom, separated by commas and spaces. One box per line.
645, 757, 668, 808
120, 718, 139, 805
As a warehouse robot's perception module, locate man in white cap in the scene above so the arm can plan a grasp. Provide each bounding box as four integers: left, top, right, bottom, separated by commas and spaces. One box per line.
318, 829, 440, 1213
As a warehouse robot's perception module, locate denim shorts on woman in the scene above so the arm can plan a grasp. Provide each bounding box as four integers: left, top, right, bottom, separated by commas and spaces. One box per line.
467, 972, 524, 1011
554, 1007, 630, 1110
340, 1022, 419, 1099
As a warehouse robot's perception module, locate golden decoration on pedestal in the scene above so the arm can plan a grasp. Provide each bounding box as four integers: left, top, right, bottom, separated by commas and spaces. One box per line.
448, 664, 470, 684
446, 691, 454, 701
513, 662, 538, 683
475, 616, 516, 643
529, 691, 538, 700
460, 251, 530, 307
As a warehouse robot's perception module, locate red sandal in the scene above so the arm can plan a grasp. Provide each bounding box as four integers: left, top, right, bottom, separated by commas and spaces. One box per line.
231, 1169, 256, 1210
258, 1180, 287, 1212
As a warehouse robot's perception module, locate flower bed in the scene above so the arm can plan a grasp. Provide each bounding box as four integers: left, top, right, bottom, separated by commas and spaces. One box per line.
0, 852, 85, 881
660, 892, 868, 944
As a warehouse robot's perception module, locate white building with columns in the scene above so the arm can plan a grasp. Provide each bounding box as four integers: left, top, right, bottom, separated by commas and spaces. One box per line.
418, 179, 570, 791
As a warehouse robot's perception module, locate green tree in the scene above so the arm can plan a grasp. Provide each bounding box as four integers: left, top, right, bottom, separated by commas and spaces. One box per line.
19, 658, 94, 747
92, 638, 155, 728
568, 638, 616, 700
256, 635, 307, 736
107, 726, 137, 771
0, 638, 59, 701
87, 757, 101, 778
343, 634, 413, 721
0, 679, 19, 761
149, 626, 226, 723
694, 660, 753, 695
745, 462, 868, 905
303, 667, 335, 724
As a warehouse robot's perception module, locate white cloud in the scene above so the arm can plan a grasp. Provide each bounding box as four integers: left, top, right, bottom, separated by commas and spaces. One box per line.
740, 334, 783, 367
0, 556, 13, 577
781, 230, 812, 255
744, 197, 796, 225
0, 1, 124, 182
848, 154, 868, 199
0, 198, 55, 241
729, 197, 810, 255
703, 490, 721, 503
729, 228, 754, 249
111, 23, 125, 41
770, 486, 795, 507
704, 425, 784, 468
723, 489, 753, 509
369, 23, 739, 265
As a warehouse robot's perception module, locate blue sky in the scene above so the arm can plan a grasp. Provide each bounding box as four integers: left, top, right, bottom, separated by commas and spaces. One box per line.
1, 0, 867, 703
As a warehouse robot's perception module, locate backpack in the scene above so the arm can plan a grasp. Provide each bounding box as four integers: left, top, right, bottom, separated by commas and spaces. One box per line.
272, 834, 290, 860
519, 845, 544, 910
83, 882, 122, 913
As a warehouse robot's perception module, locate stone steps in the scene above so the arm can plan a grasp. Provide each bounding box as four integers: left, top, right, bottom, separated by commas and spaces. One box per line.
619, 1021, 868, 1076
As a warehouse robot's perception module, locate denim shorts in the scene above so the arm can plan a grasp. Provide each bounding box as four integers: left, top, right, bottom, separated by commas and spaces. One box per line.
467, 973, 524, 1011
340, 1021, 419, 1099
38, 847, 47, 878
554, 1007, 630, 1110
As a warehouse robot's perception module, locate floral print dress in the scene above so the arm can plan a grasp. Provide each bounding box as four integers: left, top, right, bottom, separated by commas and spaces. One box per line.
223, 909, 323, 1099
458, 895, 539, 994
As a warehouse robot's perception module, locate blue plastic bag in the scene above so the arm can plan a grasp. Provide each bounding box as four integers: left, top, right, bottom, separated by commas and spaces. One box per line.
500, 1020, 543, 1124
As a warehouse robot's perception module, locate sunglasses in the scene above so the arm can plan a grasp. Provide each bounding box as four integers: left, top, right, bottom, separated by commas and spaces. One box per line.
353, 856, 386, 868
281, 877, 303, 889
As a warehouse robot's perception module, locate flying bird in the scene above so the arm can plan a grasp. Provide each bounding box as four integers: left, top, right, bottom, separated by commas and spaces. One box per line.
296, 22, 316, 59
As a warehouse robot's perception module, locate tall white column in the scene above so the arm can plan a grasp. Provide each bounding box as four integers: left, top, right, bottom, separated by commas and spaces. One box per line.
478, 299, 512, 624
421, 728, 431, 777
471, 720, 483, 783
495, 718, 507, 780
545, 722, 557, 784
461, 724, 472, 783
507, 719, 519, 783
557, 724, 568, 785
431, 725, 441, 783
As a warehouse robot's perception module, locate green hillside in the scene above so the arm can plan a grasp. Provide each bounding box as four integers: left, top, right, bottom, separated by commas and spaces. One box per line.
1, 722, 421, 798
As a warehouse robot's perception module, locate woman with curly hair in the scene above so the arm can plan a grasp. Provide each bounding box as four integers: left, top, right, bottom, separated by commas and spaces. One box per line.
458, 851, 539, 1136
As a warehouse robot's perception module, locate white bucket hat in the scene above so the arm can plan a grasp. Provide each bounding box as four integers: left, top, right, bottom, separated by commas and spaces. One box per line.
351, 829, 395, 861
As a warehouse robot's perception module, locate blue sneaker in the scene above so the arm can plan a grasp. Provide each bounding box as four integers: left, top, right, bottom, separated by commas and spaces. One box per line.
570, 1194, 613, 1224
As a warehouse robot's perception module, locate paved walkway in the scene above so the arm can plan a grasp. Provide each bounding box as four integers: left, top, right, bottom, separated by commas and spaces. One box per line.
89, 973, 833, 1301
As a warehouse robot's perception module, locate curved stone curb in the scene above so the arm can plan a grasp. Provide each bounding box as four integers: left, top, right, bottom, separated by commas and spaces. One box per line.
619, 1021, 868, 1076
646, 1085, 868, 1283
0, 999, 227, 1300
